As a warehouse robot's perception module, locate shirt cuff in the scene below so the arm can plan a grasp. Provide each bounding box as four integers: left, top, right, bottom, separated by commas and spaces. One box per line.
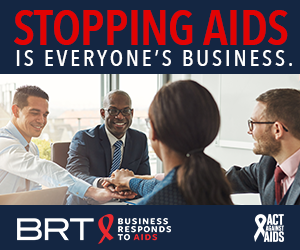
68, 178, 91, 199
93, 177, 104, 187
93, 177, 100, 187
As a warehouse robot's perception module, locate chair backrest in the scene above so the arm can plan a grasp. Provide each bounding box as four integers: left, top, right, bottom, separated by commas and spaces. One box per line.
51, 142, 71, 168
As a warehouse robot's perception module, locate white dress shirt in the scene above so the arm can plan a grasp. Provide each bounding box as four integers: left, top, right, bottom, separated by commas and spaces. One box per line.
0, 122, 91, 198
92, 126, 126, 187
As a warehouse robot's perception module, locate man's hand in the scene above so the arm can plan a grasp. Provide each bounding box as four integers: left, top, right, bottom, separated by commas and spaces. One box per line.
103, 169, 156, 192
103, 169, 135, 191
84, 186, 136, 205
102, 180, 131, 193
101, 170, 130, 193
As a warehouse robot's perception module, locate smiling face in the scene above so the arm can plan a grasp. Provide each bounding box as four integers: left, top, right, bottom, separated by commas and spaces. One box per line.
101, 93, 133, 139
248, 102, 281, 157
12, 96, 49, 143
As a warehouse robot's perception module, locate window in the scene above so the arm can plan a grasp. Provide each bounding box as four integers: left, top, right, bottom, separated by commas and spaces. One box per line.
0, 74, 101, 142
0, 73, 165, 174
119, 74, 162, 175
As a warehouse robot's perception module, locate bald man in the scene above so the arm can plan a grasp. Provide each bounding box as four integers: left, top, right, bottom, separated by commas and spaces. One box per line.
66, 90, 150, 205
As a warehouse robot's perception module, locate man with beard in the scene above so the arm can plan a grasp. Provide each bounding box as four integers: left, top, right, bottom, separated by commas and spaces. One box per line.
226, 88, 300, 205
66, 90, 150, 205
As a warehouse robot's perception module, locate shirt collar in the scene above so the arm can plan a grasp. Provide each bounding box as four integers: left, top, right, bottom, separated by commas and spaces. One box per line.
105, 126, 126, 148
278, 148, 300, 178
6, 121, 28, 147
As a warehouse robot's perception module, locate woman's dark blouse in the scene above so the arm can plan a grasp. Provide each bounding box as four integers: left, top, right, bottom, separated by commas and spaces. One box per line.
129, 167, 187, 205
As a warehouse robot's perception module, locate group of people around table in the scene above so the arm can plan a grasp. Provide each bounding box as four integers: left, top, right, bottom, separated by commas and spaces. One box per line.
1, 79, 300, 205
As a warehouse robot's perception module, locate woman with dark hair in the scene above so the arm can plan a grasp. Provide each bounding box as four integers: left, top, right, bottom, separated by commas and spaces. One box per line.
105, 80, 233, 205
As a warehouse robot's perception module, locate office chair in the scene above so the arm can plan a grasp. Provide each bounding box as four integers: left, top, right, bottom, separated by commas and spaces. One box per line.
51, 142, 71, 168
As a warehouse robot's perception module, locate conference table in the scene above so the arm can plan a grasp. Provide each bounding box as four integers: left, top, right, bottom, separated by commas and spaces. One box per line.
102, 198, 143, 205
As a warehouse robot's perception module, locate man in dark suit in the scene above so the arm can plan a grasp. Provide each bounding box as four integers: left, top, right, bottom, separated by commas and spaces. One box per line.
227, 88, 300, 205
66, 90, 150, 205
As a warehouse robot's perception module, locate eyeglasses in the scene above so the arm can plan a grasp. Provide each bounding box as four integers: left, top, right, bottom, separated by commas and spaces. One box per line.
145, 118, 150, 129
248, 120, 288, 132
104, 108, 132, 116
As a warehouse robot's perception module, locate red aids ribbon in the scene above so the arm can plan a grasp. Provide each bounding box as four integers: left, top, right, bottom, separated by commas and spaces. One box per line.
98, 214, 114, 244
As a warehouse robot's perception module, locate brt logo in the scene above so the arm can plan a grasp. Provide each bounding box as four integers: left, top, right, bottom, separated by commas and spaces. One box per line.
17, 215, 114, 242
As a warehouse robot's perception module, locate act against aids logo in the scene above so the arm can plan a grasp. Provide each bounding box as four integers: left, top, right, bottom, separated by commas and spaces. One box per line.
254, 214, 284, 242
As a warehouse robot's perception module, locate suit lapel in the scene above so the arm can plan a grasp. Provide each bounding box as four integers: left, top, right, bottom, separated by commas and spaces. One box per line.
264, 176, 275, 205
99, 125, 112, 176
286, 163, 300, 205
120, 131, 132, 170
260, 158, 276, 205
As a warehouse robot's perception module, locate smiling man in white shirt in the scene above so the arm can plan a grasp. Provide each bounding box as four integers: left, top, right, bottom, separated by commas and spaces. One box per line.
0, 85, 135, 204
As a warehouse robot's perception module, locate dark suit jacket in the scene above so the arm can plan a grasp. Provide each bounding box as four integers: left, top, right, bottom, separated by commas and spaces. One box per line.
226, 155, 300, 205
66, 124, 150, 205
67, 124, 150, 183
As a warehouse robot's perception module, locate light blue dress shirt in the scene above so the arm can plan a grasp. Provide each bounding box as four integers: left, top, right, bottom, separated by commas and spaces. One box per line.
0, 122, 90, 198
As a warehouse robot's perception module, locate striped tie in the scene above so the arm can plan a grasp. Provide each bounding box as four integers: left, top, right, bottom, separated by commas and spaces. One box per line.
109, 140, 123, 177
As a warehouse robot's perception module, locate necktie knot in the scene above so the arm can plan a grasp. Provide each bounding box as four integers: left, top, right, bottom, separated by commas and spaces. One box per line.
114, 140, 123, 149
274, 167, 286, 183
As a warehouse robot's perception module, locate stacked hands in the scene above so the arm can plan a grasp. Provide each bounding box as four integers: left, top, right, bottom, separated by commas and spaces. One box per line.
84, 170, 135, 205
103, 169, 155, 194
86, 169, 155, 205
103, 169, 136, 193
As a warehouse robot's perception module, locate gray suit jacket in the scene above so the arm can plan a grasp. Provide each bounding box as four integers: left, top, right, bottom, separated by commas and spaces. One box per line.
226, 156, 300, 205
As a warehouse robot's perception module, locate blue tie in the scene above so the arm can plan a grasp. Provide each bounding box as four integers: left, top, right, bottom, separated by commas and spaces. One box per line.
109, 140, 123, 176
